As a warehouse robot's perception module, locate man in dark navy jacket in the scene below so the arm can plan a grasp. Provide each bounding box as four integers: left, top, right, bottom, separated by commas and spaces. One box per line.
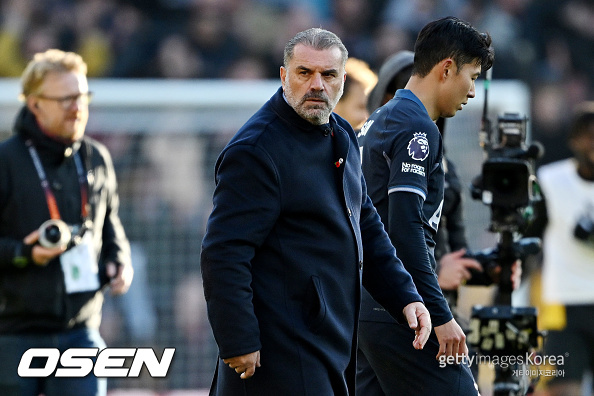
200, 28, 431, 396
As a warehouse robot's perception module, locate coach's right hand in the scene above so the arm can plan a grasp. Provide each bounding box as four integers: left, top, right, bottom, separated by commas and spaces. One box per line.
224, 350, 261, 379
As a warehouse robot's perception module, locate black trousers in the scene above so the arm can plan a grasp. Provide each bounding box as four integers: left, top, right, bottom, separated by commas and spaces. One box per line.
357, 320, 478, 396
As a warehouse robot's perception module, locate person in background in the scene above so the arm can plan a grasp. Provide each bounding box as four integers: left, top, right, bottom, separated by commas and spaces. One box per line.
358, 17, 494, 395
530, 101, 594, 396
0, 49, 133, 396
333, 57, 378, 132
200, 27, 431, 396
366, 50, 414, 116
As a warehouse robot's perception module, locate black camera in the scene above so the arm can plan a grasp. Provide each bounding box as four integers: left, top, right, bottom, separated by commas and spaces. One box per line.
467, 237, 541, 286
38, 219, 86, 249
575, 212, 594, 246
471, 111, 543, 299
481, 159, 531, 209
471, 113, 542, 232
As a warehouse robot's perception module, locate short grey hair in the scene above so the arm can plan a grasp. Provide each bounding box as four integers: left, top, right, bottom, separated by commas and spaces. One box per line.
283, 28, 348, 68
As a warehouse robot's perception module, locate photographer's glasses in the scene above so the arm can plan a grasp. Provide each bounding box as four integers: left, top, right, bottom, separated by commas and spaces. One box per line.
36, 92, 93, 109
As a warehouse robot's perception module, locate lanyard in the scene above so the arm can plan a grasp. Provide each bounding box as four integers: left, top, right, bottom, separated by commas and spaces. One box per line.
26, 139, 89, 221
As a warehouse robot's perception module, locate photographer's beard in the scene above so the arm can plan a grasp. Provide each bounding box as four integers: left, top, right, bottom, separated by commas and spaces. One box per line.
284, 84, 343, 126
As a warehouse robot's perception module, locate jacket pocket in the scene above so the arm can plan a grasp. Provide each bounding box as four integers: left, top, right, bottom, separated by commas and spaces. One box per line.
303, 276, 327, 333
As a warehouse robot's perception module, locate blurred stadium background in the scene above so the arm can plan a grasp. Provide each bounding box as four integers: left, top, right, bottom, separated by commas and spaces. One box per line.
1, 0, 593, 394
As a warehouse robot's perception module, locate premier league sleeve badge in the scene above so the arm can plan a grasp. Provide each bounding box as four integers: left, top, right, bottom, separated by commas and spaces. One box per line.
407, 132, 429, 161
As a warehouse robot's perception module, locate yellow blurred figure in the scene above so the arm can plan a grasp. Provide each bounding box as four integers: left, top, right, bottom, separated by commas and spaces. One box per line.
334, 57, 377, 131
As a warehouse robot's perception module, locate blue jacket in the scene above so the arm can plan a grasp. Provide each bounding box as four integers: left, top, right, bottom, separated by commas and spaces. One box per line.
201, 87, 422, 395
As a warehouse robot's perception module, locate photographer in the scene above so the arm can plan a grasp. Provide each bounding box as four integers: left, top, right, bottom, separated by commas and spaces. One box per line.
531, 101, 594, 396
0, 49, 133, 396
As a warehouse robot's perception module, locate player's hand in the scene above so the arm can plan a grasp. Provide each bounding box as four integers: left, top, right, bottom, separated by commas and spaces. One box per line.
403, 302, 431, 350
223, 350, 261, 379
434, 318, 468, 361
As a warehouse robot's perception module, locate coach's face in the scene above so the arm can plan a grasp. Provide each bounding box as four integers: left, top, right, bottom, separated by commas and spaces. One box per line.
281, 44, 346, 125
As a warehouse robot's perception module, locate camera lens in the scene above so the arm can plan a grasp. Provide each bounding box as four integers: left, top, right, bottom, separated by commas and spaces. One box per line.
44, 224, 62, 244
492, 174, 519, 194
38, 219, 72, 249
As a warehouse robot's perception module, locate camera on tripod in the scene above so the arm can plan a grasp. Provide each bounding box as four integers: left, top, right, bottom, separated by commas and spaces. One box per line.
466, 74, 548, 394
471, 112, 543, 233
468, 110, 543, 344
38, 219, 86, 250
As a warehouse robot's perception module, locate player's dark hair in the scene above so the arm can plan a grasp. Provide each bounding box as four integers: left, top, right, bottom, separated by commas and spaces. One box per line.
412, 16, 494, 77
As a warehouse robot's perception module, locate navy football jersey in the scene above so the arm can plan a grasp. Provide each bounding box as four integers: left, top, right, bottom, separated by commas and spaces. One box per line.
361, 89, 444, 242
360, 89, 451, 325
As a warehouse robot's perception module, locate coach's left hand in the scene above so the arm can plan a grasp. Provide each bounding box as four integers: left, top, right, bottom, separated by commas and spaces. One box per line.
403, 302, 431, 350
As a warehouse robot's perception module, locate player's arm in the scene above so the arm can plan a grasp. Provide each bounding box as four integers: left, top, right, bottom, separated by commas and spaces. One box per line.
388, 191, 468, 359
387, 191, 452, 326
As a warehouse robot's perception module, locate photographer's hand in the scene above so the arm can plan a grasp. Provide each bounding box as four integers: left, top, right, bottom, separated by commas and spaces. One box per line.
434, 318, 468, 361
106, 261, 134, 295
511, 259, 522, 290
491, 259, 522, 290
23, 229, 65, 266
438, 249, 483, 290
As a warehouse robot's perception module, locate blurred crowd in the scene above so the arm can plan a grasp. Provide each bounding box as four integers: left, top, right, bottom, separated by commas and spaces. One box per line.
1, 0, 593, 164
